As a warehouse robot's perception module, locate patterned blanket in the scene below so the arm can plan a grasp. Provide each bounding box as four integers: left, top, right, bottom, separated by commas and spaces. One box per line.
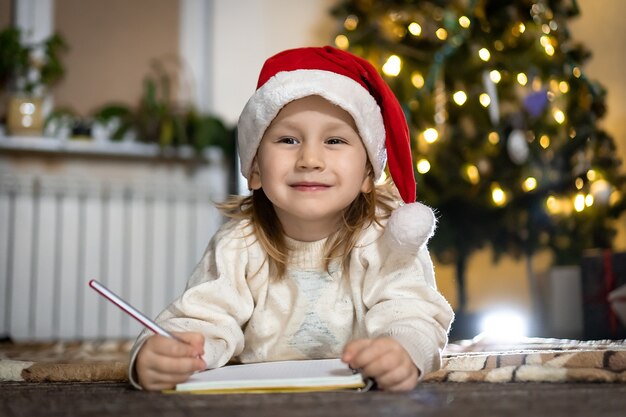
423, 337, 626, 383
424, 349, 626, 383
1, 338, 625, 383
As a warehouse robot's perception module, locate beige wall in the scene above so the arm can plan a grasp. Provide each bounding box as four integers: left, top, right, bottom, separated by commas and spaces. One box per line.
52, 0, 180, 116
570, 0, 626, 250
209, 0, 339, 124
570, 0, 626, 161
0, 0, 12, 29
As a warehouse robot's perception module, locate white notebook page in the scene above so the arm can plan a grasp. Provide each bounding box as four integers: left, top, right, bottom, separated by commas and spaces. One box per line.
176, 358, 363, 391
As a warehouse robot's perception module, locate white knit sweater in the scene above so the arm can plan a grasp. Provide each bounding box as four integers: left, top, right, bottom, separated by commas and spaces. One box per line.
128, 218, 454, 389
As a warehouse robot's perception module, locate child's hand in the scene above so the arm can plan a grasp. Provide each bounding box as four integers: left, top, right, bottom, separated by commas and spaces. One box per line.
135, 332, 206, 391
342, 337, 419, 391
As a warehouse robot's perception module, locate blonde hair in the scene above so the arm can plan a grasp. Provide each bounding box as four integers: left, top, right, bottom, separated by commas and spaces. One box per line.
217, 177, 400, 279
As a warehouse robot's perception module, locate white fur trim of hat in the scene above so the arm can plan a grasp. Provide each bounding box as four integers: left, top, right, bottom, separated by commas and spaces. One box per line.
237, 69, 387, 182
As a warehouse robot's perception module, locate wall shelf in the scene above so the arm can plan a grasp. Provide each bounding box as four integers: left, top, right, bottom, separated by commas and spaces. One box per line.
0, 135, 224, 163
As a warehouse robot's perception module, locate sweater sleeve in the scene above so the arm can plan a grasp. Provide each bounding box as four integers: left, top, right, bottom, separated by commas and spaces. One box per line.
127, 220, 256, 389
355, 225, 454, 378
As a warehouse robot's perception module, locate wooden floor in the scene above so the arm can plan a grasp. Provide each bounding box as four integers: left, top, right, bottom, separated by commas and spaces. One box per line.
1, 381, 625, 417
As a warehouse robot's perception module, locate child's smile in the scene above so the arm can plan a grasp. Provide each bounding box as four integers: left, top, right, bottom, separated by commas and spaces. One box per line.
249, 95, 372, 241
289, 181, 331, 192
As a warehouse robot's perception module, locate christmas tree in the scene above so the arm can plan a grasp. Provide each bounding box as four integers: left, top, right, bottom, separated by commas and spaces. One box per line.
331, 0, 626, 315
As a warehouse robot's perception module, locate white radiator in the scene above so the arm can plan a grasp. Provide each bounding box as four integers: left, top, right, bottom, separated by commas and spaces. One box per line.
0, 151, 227, 341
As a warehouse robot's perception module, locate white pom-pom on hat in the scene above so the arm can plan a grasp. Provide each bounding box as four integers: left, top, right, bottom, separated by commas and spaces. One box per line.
384, 202, 437, 252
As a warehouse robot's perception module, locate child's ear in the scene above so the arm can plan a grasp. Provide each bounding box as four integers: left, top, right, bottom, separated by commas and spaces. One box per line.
360, 171, 374, 193
248, 159, 262, 190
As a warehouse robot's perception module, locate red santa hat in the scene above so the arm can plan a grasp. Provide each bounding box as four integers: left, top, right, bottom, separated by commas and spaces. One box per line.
237, 46, 435, 251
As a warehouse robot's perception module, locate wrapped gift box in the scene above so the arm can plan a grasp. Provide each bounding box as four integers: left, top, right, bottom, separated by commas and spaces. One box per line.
580, 250, 626, 340
609, 284, 626, 328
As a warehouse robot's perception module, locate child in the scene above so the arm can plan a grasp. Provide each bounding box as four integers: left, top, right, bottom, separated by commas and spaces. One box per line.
130, 46, 454, 392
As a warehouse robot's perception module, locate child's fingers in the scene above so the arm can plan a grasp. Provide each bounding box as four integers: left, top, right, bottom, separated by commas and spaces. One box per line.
140, 366, 196, 391
137, 348, 205, 391
356, 347, 399, 378
136, 334, 207, 391
344, 338, 393, 370
138, 343, 205, 373
145, 352, 206, 375
172, 331, 205, 354
343, 337, 420, 391
369, 353, 417, 390
341, 338, 372, 362
380, 372, 418, 392
146, 334, 202, 358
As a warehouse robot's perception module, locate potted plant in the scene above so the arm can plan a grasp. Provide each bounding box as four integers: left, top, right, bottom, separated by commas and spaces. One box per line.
0, 27, 67, 136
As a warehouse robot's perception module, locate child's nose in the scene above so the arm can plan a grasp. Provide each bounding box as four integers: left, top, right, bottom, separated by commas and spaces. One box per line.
297, 143, 325, 170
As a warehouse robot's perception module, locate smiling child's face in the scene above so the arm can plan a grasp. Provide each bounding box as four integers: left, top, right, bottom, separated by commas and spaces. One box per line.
249, 95, 372, 241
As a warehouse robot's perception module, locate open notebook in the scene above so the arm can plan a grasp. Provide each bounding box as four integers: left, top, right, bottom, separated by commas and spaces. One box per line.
171, 358, 371, 394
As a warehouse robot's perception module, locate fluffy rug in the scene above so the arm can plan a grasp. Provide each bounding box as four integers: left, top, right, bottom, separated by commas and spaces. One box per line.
1, 337, 625, 383
0, 340, 130, 382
